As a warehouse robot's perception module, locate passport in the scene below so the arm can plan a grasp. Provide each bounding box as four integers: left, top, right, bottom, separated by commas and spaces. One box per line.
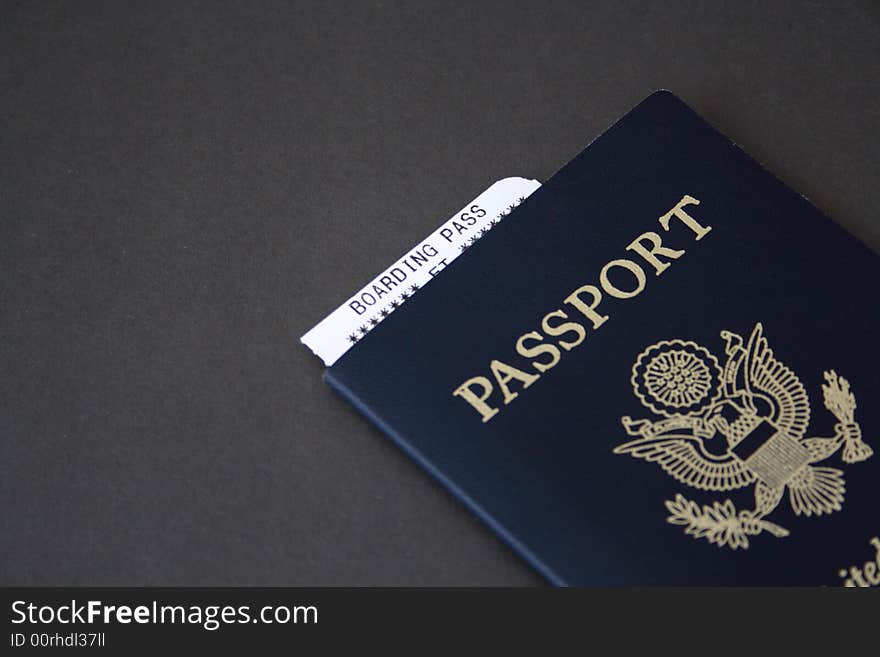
321, 91, 880, 585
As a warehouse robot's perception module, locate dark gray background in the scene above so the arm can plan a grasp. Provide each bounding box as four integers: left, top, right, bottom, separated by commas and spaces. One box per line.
2, 1, 878, 585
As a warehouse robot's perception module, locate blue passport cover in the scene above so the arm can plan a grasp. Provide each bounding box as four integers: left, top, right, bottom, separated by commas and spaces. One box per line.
324, 91, 880, 585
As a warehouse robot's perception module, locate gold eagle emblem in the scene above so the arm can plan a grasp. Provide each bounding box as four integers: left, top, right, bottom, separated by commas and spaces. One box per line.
615, 323, 872, 549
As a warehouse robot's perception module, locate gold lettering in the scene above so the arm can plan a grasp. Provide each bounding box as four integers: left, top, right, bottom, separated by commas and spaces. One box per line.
849, 566, 870, 588
490, 359, 540, 404
454, 193, 713, 423
599, 259, 646, 299
837, 537, 880, 587
452, 377, 499, 423
541, 310, 586, 351
564, 285, 609, 329
659, 194, 711, 240
515, 331, 561, 373
626, 231, 685, 275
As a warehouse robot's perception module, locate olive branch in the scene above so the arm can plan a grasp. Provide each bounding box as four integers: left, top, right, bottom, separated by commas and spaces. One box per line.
665, 494, 790, 549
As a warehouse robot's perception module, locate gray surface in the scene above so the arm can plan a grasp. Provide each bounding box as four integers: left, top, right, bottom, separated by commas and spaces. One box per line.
1, 0, 878, 585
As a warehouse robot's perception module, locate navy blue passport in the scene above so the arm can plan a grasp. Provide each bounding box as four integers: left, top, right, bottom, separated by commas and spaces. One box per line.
324, 91, 880, 585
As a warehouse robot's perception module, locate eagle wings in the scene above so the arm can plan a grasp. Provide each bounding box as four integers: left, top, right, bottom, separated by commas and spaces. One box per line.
613, 434, 755, 491
615, 323, 812, 492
